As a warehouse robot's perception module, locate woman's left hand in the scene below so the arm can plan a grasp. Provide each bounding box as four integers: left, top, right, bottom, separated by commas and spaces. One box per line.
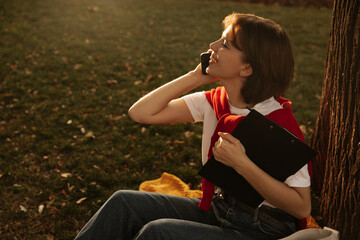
212, 132, 249, 170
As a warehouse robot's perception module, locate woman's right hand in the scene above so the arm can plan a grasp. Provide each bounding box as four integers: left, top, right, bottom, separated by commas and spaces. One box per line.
192, 63, 218, 85
193, 49, 218, 85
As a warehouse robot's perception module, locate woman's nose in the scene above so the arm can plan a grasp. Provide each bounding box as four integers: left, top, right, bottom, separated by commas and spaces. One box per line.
209, 39, 220, 51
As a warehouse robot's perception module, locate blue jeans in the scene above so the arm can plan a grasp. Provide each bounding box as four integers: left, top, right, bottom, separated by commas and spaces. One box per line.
74, 190, 296, 240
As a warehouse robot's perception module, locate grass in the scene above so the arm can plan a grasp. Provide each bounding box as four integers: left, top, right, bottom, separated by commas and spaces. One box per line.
0, 0, 331, 239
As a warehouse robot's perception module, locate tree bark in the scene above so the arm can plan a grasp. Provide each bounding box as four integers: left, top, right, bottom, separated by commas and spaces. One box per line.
310, 0, 360, 239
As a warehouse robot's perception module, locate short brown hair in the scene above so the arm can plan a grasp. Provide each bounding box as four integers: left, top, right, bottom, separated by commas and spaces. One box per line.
223, 13, 294, 104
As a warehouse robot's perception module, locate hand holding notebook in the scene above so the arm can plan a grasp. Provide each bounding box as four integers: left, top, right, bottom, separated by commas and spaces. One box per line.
198, 108, 317, 208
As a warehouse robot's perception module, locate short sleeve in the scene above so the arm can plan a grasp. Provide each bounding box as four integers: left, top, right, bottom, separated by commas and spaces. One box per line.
284, 164, 311, 187
181, 92, 208, 122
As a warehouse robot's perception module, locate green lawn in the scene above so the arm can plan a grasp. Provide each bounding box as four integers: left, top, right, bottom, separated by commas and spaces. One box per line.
0, 0, 331, 239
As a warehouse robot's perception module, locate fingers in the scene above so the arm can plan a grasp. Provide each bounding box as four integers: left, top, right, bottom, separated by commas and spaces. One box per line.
213, 132, 243, 156
213, 133, 235, 152
218, 132, 239, 145
213, 137, 223, 154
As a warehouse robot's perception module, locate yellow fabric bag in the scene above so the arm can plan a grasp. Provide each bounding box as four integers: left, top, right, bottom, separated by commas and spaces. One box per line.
139, 172, 202, 198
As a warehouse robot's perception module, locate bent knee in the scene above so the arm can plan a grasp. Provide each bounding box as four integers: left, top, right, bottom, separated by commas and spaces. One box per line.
136, 219, 176, 239
108, 190, 137, 201
103, 190, 138, 210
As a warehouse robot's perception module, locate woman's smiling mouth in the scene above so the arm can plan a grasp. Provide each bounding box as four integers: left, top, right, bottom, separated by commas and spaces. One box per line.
209, 54, 218, 64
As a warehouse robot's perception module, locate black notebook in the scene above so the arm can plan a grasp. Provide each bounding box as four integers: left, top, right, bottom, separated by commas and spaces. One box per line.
198, 108, 317, 208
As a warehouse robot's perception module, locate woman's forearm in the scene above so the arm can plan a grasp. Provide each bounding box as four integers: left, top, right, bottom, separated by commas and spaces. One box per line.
234, 159, 311, 219
128, 67, 215, 124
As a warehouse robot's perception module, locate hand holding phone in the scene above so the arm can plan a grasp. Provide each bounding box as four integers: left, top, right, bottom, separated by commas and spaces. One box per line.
200, 52, 211, 75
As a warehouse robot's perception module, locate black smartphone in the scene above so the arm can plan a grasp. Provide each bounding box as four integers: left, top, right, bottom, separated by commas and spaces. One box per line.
200, 52, 211, 75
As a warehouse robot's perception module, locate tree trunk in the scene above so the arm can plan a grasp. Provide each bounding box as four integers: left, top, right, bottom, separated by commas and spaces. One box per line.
309, 0, 360, 239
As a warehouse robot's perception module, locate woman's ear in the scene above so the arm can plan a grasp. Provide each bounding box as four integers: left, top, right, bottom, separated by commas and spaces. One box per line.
240, 64, 252, 77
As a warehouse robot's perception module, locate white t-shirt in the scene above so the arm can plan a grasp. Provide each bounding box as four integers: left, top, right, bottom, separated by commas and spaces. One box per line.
182, 91, 310, 206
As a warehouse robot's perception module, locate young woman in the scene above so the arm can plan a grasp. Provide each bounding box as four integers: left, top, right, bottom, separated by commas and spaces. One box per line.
75, 13, 311, 240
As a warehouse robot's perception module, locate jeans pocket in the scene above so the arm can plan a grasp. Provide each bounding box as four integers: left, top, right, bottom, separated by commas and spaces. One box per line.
220, 219, 233, 228
257, 220, 294, 239
257, 221, 276, 236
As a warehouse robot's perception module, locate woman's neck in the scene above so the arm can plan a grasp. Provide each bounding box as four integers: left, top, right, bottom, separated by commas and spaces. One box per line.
222, 79, 254, 109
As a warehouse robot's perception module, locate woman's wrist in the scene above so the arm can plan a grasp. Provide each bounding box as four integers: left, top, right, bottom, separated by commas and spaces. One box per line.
185, 71, 204, 87
186, 68, 217, 87
233, 155, 255, 176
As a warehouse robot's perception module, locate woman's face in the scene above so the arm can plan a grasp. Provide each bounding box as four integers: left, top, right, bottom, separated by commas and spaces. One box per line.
207, 26, 249, 80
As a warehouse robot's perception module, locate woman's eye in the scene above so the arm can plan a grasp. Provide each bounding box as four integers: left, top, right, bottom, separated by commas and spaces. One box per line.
222, 40, 228, 48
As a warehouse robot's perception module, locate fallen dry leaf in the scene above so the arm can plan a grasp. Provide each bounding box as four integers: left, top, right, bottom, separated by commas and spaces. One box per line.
88, 6, 99, 12
107, 79, 118, 85
38, 204, 44, 214
76, 197, 87, 204
10, 64, 18, 70
61, 173, 72, 178
85, 131, 95, 138
124, 63, 131, 72
61, 56, 69, 63
93, 165, 101, 170
109, 115, 122, 121
299, 125, 307, 135
25, 68, 32, 75
74, 64, 83, 70
20, 205, 27, 212
144, 74, 155, 83
184, 131, 194, 138
67, 182, 75, 192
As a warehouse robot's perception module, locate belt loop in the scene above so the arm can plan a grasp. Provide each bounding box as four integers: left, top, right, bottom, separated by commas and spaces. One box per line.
253, 207, 259, 221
